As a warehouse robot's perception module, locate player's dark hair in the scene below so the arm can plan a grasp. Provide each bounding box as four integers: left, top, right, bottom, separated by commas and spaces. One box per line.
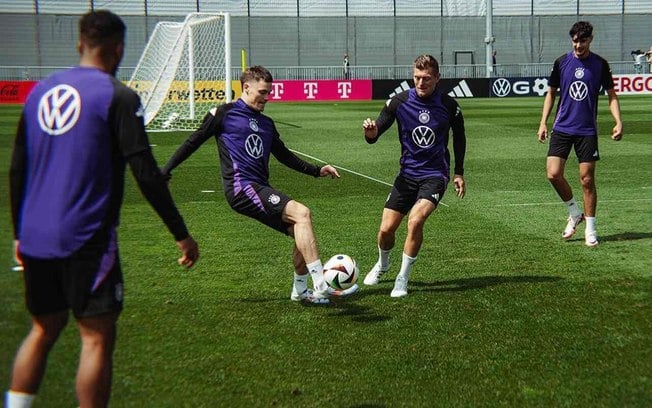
569, 21, 593, 40
241, 66, 273, 85
414, 54, 439, 75
79, 10, 126, 48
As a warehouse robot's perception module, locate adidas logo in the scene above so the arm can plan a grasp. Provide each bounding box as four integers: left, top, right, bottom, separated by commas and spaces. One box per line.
389, 81, 411, 98
448, 80, 473, 98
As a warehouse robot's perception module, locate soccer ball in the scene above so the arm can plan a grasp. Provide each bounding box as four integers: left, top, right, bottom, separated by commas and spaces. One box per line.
323, 254, 359, 290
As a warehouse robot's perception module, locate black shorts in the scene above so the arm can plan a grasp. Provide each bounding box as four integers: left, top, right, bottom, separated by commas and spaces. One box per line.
228, 183, 292, 235
21, 229, 123, 318
385, 174, 447, 215
548, 131, 600, 162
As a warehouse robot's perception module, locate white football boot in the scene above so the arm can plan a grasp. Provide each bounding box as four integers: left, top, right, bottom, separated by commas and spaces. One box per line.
363, 262, 390, 285
585, 230, 599, 247
390, 275, 408, 298
327, 283, 359, 297
562, 214, 585, 240
290, 289, 330, 305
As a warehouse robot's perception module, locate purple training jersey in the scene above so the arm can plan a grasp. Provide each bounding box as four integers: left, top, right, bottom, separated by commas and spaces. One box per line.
372, 88, 466, 181
16, 66, 149, 258
161, 98, 321, 202
550, 51, 614, 136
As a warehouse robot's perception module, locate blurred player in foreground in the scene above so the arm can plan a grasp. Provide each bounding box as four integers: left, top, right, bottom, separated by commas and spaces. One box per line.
7, 10, 199, 408
162, 65, 357, 304
362, 54, 467, 297
537, 21, 622, 247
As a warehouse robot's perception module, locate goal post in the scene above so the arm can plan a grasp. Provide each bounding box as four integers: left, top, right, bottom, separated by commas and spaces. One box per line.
128, 12, 231, 131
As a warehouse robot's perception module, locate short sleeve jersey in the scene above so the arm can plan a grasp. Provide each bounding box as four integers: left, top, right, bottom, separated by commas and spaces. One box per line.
383, 88, 463, 181
18, 66, 149, 258
549, 51, 614, 136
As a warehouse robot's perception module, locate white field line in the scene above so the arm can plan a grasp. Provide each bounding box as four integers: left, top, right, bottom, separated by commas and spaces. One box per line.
290, 149, 451, 207
493, 198, 652, 207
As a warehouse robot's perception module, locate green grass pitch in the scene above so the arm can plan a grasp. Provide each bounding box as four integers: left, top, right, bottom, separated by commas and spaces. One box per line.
1, 97, 651, 407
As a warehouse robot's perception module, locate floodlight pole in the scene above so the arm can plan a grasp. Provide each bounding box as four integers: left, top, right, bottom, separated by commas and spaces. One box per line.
485, 0, 495, 78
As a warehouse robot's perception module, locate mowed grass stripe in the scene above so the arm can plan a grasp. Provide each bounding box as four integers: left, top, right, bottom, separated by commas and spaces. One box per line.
0, 97, 650, 407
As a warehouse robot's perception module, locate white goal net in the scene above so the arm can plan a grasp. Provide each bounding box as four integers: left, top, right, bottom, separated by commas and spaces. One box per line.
128, 12, 231, 131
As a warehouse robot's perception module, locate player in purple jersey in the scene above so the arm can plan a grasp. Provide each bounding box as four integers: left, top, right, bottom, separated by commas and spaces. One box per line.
7, 11, 199, 408
537, 21, 623, 247
162, 66, 353, 305
361, 54, 467, 297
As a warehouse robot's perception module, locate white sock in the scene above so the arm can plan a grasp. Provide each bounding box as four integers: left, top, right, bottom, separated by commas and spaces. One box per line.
306, 260, 326, 291
293, 272, 308, 294
378, 246, 391, 270
397, 253, 417, 280
565, 198, 582, 218
585, 216, 596, 233
6, 391, 35, 408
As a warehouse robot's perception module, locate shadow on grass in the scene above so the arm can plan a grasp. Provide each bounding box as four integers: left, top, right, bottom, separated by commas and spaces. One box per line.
349, 404, 387, 408
410, 275, 562, 292
564, 231, 652, 244
599, 231, 652, 242
236, 276, 561, 324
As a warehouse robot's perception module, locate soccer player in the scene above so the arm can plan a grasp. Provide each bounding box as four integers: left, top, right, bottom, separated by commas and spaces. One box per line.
537, 21, 623, 247
361, 54, 467, 298
6, 10, 199, 408
162, 65, 352, 304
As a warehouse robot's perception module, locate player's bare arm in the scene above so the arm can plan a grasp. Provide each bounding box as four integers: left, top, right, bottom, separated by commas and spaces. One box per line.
538, 88, 556, 143
607, 89, 623, 141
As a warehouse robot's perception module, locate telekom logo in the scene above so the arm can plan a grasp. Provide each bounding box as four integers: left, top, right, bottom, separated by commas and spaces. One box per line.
303, 82, 318, 99
270, 83, 284, 99
337, 82, 352, 98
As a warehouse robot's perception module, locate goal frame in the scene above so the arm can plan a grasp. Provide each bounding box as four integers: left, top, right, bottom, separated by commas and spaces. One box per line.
128, 12, 231, 130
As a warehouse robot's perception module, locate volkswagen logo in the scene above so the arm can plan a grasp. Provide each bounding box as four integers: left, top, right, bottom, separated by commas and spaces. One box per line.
569, 81, 588, 101
245, 134, 264, 158
37, 84, 81, 136
412, 126, 436, 148
492, 78, 511, 97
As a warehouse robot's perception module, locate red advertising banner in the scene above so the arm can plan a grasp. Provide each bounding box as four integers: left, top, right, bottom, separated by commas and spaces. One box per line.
612, 74, 652, 95
269, 79, 372, 101
0, 81, 37, 104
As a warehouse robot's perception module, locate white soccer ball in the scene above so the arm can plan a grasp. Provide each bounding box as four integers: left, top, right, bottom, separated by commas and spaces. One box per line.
323, 254, 359, 290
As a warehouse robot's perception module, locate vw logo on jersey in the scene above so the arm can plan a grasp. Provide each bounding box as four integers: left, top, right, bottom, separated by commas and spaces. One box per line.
569, 81, 588, 101
245, 134, 264, 158
249, 118, 259, 132
37, 84, 81, 136
418, 110, 430, 124
574, 67, 585, 79
492, 78, 511, 97
412, 126, 436, 148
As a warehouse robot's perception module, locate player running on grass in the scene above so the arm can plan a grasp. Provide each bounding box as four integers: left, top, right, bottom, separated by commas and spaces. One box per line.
362, 54, 467, 297
537, 21, 623, 247
162, 65, 357, 304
